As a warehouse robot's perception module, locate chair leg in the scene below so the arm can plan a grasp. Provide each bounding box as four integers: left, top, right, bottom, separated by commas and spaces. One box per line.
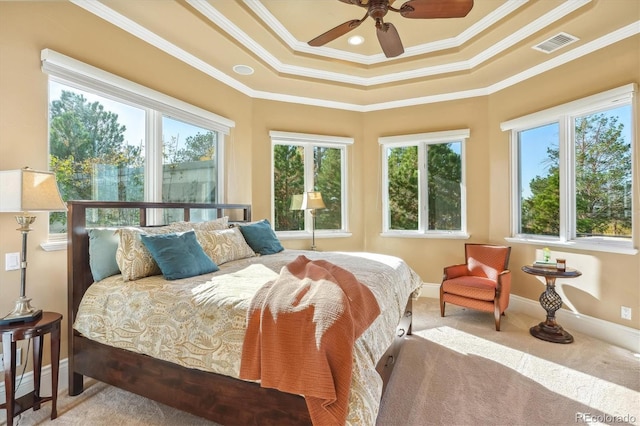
494, 303, 501, 331
439, 286, 446, 317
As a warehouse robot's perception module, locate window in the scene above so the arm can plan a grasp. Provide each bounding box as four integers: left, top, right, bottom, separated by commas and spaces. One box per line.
270, 131, 351, 236
502, 84, 636, 254
42, 49, 233, 232
380, 129, 469, 237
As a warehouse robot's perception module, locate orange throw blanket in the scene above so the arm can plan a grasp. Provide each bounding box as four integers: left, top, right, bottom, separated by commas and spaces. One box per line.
239, 255, 380, 425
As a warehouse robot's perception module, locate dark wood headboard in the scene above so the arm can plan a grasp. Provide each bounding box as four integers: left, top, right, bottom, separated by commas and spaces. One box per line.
66, 201, 252, 326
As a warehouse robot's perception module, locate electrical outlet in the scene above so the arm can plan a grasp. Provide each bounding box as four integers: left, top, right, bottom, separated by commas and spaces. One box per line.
5, 252, 20, 271
0, 348, 22, 370
621, 306, 632, 320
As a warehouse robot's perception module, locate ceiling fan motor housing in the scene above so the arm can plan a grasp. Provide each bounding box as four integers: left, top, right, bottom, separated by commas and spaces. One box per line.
309, 0, 474, 58
368, 0, 390, 20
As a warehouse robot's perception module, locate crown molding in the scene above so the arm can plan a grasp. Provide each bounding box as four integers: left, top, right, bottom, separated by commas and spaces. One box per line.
69, 0, 638, 112
180, 0, 593, 86
242, 0, 531, 65
70, 0, 252, 96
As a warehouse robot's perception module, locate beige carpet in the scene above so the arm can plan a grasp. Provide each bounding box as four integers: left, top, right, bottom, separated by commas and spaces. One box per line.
8, 298, 640, 426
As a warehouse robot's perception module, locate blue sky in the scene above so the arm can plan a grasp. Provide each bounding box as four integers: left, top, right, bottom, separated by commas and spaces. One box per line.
518, 105, 631, 198
49, 81, 204, 156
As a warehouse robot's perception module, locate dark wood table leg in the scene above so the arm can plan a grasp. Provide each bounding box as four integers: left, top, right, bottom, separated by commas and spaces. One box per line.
32, 334, 43, 411
2, 339, 16, 426
530, 276, 574, 343
50, 321, 60, 419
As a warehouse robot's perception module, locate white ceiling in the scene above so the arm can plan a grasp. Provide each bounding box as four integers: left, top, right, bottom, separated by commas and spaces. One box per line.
72, 0, 639, 111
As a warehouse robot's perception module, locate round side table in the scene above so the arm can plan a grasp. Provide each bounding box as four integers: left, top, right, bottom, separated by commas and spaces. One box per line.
522, 265, 581, 344
0, 312, 62, 426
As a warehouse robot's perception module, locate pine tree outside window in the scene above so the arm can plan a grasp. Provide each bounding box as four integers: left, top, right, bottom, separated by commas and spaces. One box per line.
42, 49, 233, 237
271, 131, 351, 237
380, 129, 469, 237
502, 84, 636, 254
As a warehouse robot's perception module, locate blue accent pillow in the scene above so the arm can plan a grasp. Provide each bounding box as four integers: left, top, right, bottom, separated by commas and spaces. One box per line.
238, 219, 284, 255
141, 231, 219, 280
88, 228, 120, 282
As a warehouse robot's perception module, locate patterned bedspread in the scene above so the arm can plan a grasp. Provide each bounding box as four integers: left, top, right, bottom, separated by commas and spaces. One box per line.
73, 250, 422, 425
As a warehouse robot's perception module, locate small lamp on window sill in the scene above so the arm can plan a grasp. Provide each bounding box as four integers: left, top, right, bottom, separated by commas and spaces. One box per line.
291, 191, 326, 251
0, 167, 67, 325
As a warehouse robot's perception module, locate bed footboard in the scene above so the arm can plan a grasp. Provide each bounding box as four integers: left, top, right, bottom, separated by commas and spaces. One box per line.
71, 333, 312, 425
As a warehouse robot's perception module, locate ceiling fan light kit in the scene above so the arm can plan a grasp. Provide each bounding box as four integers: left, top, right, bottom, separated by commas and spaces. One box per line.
308, 0, 474, 58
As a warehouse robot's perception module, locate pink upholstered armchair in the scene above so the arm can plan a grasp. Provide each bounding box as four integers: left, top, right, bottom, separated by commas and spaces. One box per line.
440, 243, 512, 331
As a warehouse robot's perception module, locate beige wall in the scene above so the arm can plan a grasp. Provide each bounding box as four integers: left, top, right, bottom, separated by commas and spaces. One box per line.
1, 2, 638, 369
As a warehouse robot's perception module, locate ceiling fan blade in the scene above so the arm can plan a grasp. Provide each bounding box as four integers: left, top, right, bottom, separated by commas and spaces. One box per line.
308, 19, 364, 47
400, 0, 474, 19
377, 22, 404, 58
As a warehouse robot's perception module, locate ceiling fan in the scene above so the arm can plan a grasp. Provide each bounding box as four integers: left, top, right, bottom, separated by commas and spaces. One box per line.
308, 0, 474, 58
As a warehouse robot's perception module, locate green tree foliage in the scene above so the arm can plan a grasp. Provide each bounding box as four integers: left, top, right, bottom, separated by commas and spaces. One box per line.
521, 113, 631, 237
164, 132, 216, 163
427, 144, 461, 230
575, 113, 631, 236
49, 90, 143, 229
272, 145, 344, 231
521, 158, 560, 235
387, 146, 418, 229
50, 90, 142, 200
314, 147, 342, 230
386, 143, 461, 230
273, 145, 305, 230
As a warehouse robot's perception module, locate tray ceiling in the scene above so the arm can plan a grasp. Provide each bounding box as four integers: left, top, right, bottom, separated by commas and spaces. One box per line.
72, 0, 639, 111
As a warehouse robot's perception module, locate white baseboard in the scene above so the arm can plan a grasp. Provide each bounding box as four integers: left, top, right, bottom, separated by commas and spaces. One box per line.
0, 358, 69, 424
420, 282, 640, 353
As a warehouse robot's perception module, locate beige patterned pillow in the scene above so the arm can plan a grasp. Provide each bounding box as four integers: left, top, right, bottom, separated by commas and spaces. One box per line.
172, 217, 229, 232
195, 227, 255, 265
115, 224, 185, 281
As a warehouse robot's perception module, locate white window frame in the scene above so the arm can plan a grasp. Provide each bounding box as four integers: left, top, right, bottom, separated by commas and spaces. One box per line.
41, 49, 235, 249
501, 83, 637, 255
379, 129, 470, 238
270, 131, 352, 240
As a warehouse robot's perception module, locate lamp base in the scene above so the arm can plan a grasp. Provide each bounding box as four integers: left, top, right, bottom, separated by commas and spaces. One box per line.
0, 297, 42, 325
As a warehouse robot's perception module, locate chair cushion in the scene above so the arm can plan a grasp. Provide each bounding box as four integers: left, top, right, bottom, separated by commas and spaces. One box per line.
466, 244, 509, 280
442, 276, 497, 301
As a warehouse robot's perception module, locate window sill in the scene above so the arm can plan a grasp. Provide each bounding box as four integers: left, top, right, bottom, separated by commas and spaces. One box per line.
41, 239, 68, 252
277, 231, 352, 240
505, 237, 637, 255
380, 231, 470, 239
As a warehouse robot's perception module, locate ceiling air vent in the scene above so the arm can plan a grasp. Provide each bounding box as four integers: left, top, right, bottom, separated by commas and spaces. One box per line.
532, 32, 579, 53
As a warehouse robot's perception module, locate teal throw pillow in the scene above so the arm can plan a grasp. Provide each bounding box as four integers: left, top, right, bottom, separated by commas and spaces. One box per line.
141, 231, 219, 280
88, 228, 120, 282
239, 219, 284, 255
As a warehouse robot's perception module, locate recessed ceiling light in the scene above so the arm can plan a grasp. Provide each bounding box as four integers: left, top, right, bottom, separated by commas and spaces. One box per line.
348, 35, 364, 46
233, 65, 254, 75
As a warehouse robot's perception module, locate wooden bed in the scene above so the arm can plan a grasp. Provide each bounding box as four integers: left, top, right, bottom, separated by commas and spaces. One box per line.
67, 200, 414, 425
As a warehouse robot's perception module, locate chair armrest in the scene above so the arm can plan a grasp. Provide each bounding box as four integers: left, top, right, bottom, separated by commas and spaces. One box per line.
443, 263, 468, 280
496, 270, 511, 293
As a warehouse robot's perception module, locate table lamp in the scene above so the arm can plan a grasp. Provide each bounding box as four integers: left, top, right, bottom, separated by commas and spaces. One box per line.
0, 167, 67, 324
299, 191, 325, 251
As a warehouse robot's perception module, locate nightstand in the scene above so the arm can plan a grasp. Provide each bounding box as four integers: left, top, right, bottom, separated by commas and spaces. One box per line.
0, 311, 62, 426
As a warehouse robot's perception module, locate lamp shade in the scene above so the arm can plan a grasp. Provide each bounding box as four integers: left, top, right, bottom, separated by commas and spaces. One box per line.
0, 168, 67, 212
299, 191, 326, 210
